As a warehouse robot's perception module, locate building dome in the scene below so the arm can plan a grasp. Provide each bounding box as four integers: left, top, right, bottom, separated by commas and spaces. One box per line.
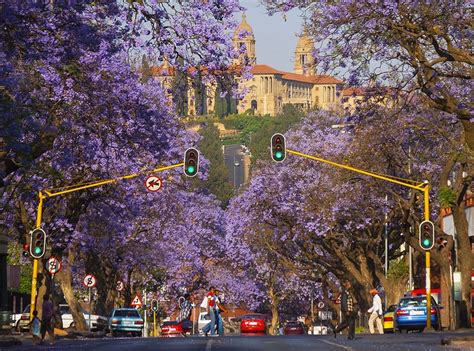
234, 13, 254, 39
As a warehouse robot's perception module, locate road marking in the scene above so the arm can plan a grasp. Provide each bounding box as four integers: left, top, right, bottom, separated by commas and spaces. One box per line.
321, 339, 354, 351
205, 339, 214, 351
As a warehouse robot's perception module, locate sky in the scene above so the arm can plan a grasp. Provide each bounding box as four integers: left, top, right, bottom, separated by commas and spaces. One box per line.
238, 0, 304, 72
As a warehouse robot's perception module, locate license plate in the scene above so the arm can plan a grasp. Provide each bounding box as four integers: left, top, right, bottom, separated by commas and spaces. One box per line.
169, 328, 176, 331
410, 310, 424, 315
249, 322, 258, 325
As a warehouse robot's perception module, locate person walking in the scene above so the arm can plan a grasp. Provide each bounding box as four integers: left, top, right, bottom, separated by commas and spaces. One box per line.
333, 280, 357, 340
177, 293, 193, 323
202, 286, 217, 337
27, 310, 41, 345
367, 288, 384, 334
214, 289, 227, 336
40, 294, 55, 345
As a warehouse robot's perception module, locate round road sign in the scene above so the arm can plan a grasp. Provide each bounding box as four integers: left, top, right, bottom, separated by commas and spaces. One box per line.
83, 274, 97, 288
145, 176, 163, 192
116, 280, 124, 291
317, 301, 325, 309
46, 256, 61, 275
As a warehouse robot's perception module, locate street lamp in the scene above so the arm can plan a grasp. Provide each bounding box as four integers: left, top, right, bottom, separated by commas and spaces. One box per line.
233, 157, 240, 192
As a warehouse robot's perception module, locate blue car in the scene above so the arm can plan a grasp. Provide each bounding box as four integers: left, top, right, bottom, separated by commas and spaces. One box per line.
109, 308, 144, 337
395, 295, 441, 332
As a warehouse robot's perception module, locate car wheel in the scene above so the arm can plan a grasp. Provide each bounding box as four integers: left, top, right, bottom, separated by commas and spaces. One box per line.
15, 321, 20, 333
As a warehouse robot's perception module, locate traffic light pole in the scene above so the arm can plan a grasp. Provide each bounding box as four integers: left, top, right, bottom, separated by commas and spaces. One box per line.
29, 162, 184, 320
286, 149, 433, 328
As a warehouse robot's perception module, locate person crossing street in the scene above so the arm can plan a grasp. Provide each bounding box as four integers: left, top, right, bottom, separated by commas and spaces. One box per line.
367, 288, 384, 334
333, 281, 357, 340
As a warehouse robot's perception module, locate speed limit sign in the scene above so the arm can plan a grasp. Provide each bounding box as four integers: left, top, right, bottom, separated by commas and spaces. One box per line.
116, 280, 124, 291
83, 274, 97, 288
46, 256, 61, 275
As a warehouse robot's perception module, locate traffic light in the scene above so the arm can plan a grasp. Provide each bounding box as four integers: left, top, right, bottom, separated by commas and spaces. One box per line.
419, 220, 434, 250
271, 133, 286, 162
22, 243, 29, 258
29, 228, 46, 259
184, 148, 199, 177
151, 299, 158, 312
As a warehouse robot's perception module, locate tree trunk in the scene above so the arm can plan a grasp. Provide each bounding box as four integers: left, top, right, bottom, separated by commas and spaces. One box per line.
268, 286, 279, 336
440, 261, 455, 330
452, 200, 473, 328
56, 249, 87, 331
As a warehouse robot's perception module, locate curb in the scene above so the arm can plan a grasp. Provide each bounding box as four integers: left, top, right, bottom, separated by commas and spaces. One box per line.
441, 335, 474, 345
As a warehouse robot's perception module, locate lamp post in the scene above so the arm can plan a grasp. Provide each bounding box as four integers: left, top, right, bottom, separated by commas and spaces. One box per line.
233, 157, 240, 192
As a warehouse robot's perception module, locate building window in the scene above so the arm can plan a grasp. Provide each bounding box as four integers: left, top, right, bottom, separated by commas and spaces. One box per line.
251, 99, 257, 110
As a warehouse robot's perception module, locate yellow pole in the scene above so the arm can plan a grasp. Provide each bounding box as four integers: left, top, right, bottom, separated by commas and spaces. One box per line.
424, 185, 431, 329
30, 191, 44, 320
153, 311, 156, 337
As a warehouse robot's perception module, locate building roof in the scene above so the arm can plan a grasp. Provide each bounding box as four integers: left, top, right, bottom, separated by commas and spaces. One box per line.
251, 64, 343, 85
342, 87, 366, 96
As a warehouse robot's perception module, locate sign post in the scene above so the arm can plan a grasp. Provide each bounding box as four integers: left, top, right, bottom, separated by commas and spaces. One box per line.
83, 274, 97, 332
46, 256, 61, 301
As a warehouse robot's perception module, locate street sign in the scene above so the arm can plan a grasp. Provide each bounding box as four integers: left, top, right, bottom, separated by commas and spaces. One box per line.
116, 280, 124, 291
145, 176, 162, 192
318, 311, 333, 321
46, 256, 61, 275
131, 293, 143, 307
334, 294, 341, 304
83, 274, 97, 288
317, 301, 325, 309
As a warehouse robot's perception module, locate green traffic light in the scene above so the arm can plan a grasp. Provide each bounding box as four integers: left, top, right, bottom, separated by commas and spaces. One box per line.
275, 151, 283, 159
187, 165, 195, 174
422, 238, 430, 247
34, 247, 42, 255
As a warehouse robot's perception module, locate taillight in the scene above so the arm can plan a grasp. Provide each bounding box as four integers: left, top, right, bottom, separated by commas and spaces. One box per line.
111, 319, 121, 325
430, 308, 436, 314
21, 315, 29, 320
396, 309, 409, 316
134, 320, 144, 325
384, 316, 393, 322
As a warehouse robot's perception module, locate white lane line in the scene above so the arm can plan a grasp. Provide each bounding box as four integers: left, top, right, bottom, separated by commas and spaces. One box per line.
205, 338, 214, 351
321, 339, 355, 351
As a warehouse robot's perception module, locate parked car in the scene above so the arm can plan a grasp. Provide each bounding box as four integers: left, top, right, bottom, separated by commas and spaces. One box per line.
109, 308, 144, 337
394, 295, 441, 332
15, 305, 30, 332
59, 304, 108, 331
160, 321, 184, 337
283, 321, 305, 335
383, 304, 398, 333
198, 312, 211, 334
240, 313, 267, 334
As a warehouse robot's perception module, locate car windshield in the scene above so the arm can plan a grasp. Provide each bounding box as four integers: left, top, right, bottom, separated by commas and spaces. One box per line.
162, 321, 178, 326
59, 305, 70, 314
114, 309, 140, 318
24, 305, 30, 314
399, 297, 432, 307
242, 314, 264, 320
386, 305, 397, 312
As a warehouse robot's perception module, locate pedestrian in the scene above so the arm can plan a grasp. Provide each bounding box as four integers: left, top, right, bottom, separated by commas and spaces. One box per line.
214, 289, 227, 336
201, 286, 217, 337
367, 288, 384, 334
27, 310, 41, 345
40, 294, 55, 345
333, 280, 357, 340
177, 293, 193, 323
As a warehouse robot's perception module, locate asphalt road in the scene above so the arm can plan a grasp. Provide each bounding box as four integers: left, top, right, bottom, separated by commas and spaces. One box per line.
6, 332, 474, 351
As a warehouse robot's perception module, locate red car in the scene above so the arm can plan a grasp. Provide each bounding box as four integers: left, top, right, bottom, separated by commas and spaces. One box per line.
284, 321, 305, 335
240, 314, 267, 334
160, 321, 184, 337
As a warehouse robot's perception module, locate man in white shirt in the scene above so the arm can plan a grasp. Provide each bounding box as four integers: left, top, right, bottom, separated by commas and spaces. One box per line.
367, 288, 384, 334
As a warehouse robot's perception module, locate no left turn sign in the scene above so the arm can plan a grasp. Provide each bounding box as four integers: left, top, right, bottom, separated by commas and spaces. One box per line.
145, 176, 162, 192
83, 274, 97, 288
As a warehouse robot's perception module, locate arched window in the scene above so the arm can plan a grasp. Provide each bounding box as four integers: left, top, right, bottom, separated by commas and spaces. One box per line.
251, 99, 257, 110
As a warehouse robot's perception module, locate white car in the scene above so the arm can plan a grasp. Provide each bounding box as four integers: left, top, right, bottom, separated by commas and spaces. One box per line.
198, 312, 211, 334
59, 304, 108, 331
